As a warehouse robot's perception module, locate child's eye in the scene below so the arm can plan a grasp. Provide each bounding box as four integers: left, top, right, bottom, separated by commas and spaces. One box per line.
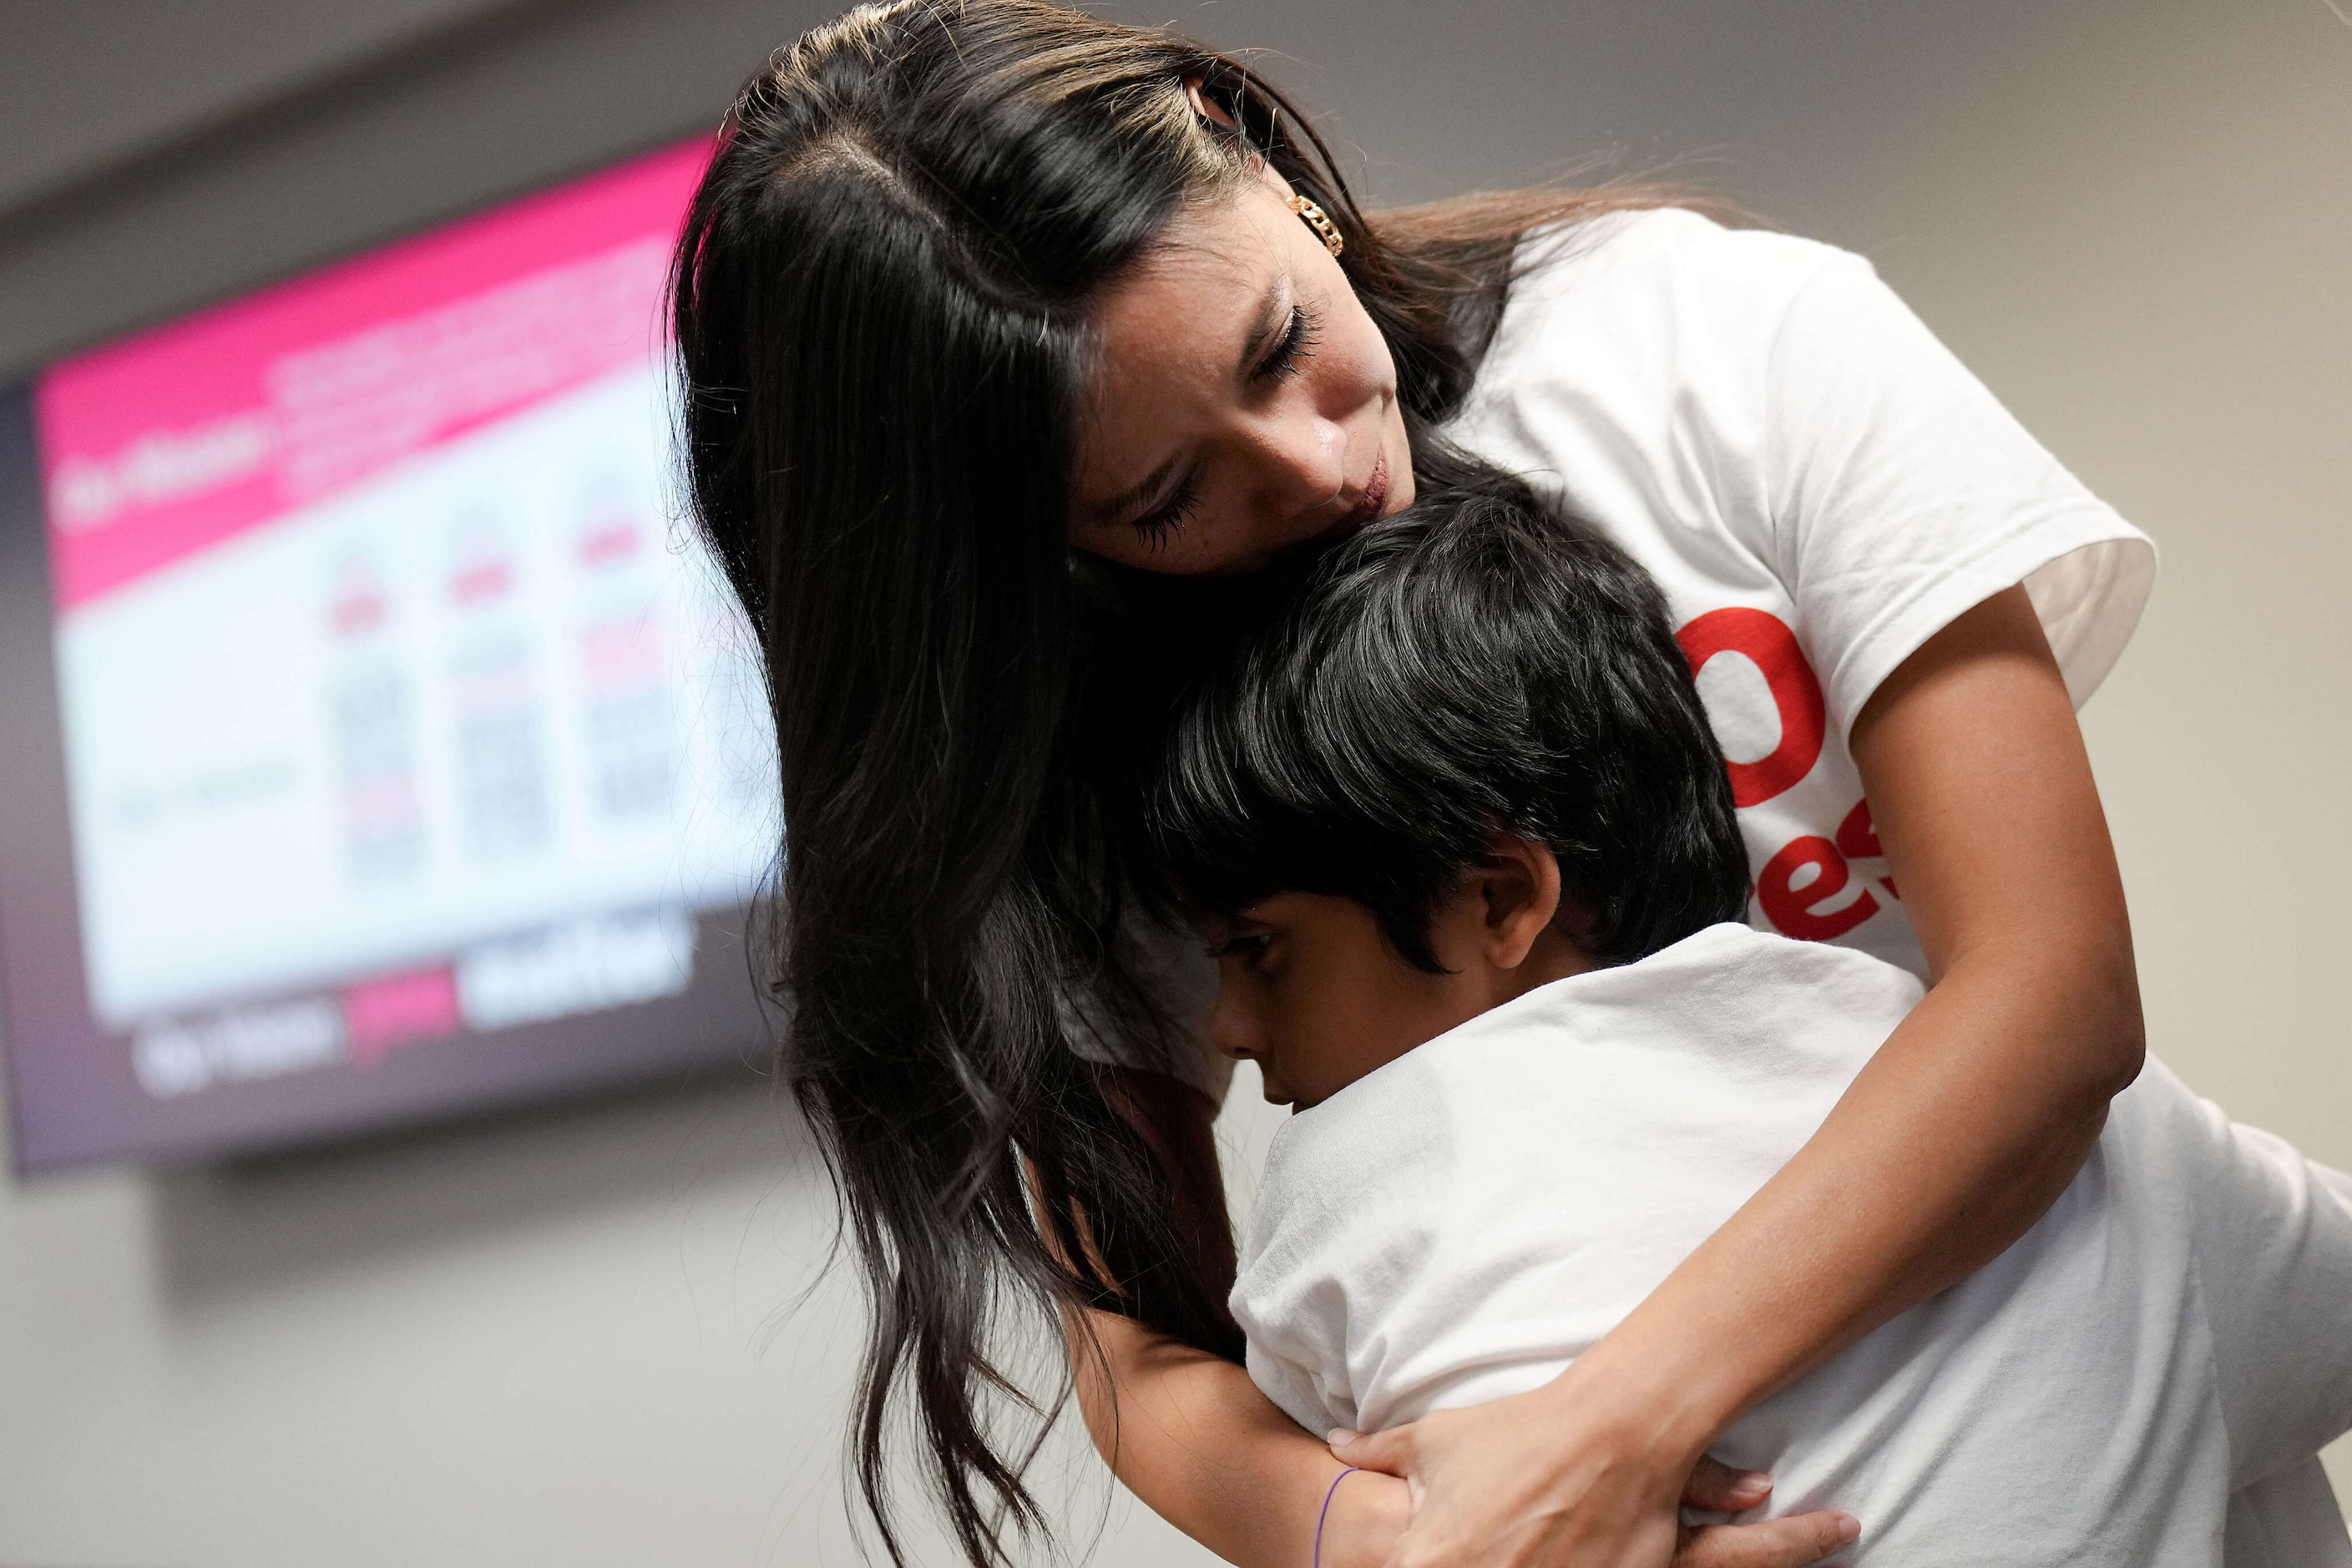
1208, 933, 1273, 970
1250, 304, 1320, 384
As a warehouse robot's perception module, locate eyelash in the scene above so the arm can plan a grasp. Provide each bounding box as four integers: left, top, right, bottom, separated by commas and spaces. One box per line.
1253, 303, 1321, 383
1208, 933, 1272, 968
1128, 306, 1321, 549
1130, 474, 1201, 549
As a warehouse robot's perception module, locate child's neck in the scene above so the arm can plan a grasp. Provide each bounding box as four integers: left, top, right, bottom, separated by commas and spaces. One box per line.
1392, 928, 1609, 1073
1313, 928, 1606, 1104
1480, 925, 1608, 1012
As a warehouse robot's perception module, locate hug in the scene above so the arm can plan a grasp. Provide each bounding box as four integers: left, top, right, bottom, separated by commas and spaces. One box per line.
666, 2, 2352, 1563
1151, 478, 2352, 1566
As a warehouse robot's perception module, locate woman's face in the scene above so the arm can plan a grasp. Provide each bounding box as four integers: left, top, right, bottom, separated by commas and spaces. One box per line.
1068, 164, 1415, 575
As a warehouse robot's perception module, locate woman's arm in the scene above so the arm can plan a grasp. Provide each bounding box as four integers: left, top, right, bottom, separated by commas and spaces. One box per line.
1331, 584, 2143, 1565
1068, 1082, 1861, 1568
1073, 1301, 1859, 1568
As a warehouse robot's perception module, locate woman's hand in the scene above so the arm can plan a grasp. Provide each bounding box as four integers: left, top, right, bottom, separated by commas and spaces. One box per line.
1331, 1373, 1858, 1568
1068, 1302, 1854, 1568
1672, 1459, 1859, 1568
1314, 1456, 1851, 1568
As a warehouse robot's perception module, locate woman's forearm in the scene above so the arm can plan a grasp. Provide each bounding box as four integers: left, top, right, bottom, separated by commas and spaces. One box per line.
1069, 1306, 1404, 1567
1560, 584, 2144, 1457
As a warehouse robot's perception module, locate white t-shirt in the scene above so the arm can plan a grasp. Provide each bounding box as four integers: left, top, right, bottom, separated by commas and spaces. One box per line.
1228, 924, 2352, 1566
1081, 208, 2160, 1097
1444, 209, 2156, 978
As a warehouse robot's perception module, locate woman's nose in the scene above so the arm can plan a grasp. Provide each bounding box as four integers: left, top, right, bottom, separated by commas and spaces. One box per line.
1240, 404, 1348, 519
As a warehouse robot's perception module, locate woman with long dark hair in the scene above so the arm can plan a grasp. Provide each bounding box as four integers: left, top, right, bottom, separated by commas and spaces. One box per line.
669, 3, 2176, 1565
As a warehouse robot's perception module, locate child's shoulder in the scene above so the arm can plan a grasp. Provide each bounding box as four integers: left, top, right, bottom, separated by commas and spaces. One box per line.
1425, 923, 1925, 1105
1529, 922, 1924, 1034
1258, 927, 1925, 1182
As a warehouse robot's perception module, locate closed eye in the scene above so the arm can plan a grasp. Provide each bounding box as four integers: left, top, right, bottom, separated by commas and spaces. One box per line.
1128, 470, 1201, 549
1250, 304, 1319, 384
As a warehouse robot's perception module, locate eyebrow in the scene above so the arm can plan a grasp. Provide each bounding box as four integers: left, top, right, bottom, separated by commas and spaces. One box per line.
1085, 275, 1294, 529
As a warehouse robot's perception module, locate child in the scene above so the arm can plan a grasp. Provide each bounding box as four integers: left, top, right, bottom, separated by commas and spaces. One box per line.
1140, 478, 2352, 1565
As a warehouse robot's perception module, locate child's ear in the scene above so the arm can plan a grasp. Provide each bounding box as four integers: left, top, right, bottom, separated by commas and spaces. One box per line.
1475, 835, 1565, 969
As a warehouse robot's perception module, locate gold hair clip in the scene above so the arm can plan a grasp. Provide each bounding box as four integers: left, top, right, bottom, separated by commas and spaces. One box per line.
1286, 195, 1344, 259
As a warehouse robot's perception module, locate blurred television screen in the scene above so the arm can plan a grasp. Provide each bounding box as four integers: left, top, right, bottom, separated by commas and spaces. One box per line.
0, 139, 781, 1173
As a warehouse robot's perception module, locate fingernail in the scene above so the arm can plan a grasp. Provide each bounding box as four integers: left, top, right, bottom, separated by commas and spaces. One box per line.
1733, 1470, 1773, 1499
1328, 1429, 1359, 1444
1837, 1515, 1862, 1543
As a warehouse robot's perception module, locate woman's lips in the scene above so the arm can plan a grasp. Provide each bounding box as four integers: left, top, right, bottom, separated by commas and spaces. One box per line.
1335, 453, 1390, 529
1276, 454, 1393, 564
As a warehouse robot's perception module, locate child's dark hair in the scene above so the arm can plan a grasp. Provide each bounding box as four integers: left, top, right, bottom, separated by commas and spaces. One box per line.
1146, 472, 1750, 969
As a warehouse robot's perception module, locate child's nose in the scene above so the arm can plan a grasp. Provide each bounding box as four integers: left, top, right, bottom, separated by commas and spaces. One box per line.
1208, 979, 1262, 1063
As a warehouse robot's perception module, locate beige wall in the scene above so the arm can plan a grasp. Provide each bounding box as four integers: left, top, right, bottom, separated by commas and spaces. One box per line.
0, 1070, 1231, 1565
1884, 0, 2352, 1502
1, 3, 2346, 1564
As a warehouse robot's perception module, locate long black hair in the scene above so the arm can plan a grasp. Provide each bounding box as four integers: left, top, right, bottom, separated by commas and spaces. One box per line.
1146, 474, 1750, 971
667, 3, 1665, 1560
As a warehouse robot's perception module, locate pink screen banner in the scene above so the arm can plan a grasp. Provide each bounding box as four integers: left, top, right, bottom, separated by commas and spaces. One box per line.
33, 139, 711, 611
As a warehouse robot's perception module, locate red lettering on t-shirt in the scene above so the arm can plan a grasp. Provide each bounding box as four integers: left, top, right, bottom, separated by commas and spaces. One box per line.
1834, 797, 1899, 899
1676, 607, 1826, 809
1757, 834, 1879, 941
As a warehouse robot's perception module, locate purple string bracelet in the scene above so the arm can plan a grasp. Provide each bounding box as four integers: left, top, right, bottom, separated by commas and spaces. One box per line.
1313, 1465, 1361, 1568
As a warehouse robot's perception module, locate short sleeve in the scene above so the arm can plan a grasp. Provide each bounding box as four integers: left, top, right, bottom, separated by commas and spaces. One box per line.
1760, 252, 2157, 737
2195, 1132, 2352, 1490
2129, 1060, 2352, 1489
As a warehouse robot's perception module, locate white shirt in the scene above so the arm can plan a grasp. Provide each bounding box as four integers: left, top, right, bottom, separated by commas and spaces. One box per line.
1447, 209, 2156, 978
1080, 209, 2161, 1096
1229, 924, 2352, 1565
